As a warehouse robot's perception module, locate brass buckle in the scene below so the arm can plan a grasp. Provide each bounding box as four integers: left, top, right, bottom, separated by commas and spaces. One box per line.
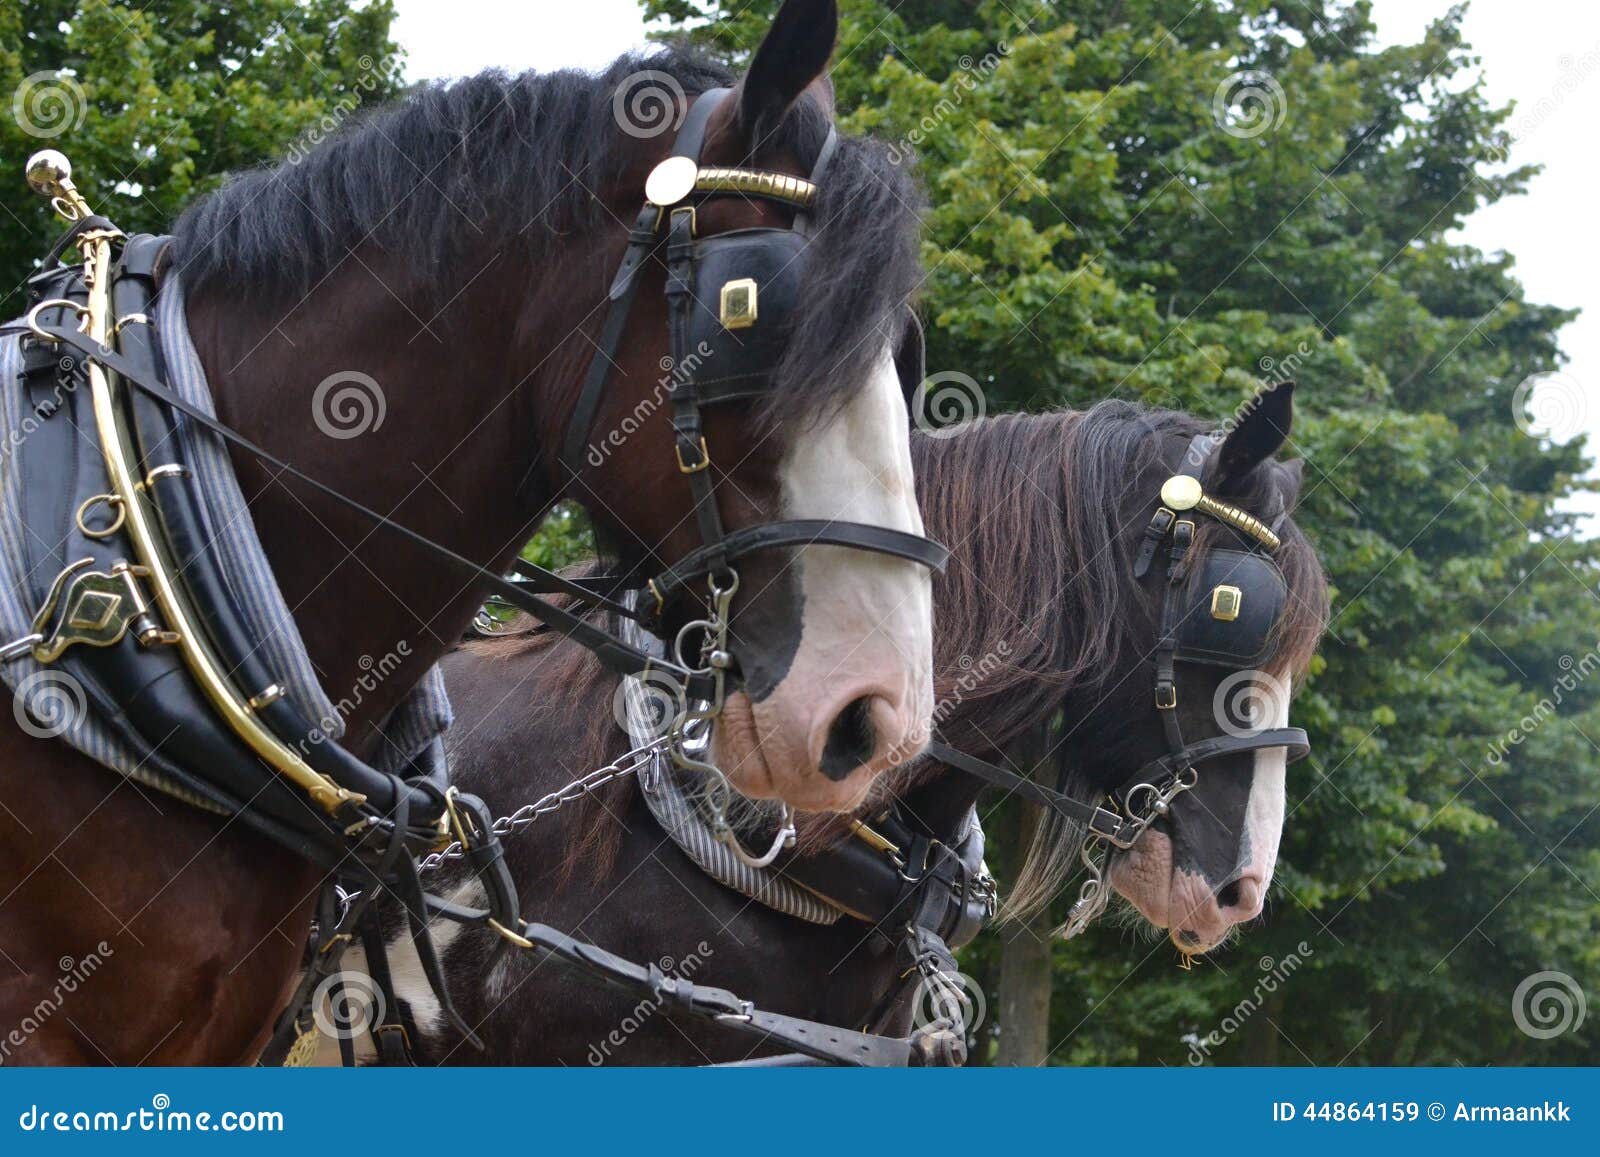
676, 435, 710, 474
1154, 683, 1177, 711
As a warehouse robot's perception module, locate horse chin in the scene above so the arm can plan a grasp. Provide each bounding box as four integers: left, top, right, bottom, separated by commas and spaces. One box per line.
711, 691, 872, 813
1107, 830, 1236, 955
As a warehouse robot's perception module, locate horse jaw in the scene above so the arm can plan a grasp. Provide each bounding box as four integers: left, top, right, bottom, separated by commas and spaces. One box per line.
713, 342, 934, 812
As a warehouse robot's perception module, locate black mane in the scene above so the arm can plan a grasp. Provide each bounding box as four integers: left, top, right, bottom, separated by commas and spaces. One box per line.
170, 47, 925, 422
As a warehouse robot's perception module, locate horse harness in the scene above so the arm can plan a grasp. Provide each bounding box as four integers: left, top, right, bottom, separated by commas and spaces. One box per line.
928, 432, 1310, 936
0, 114, 948, 1067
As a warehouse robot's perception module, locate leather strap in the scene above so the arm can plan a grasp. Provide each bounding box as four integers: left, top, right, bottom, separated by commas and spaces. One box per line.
653, 519, 950, 606
24, 319, 722, 702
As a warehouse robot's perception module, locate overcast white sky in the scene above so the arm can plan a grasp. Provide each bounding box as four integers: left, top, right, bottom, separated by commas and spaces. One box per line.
389, 1, 1598, 533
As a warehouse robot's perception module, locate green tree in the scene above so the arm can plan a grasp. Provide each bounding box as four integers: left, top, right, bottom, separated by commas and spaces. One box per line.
1, 0, 403, 313
646, 0, 1599, 1064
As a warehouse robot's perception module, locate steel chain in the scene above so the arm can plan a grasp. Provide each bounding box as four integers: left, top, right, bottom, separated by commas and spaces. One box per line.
419, 737, 669, 873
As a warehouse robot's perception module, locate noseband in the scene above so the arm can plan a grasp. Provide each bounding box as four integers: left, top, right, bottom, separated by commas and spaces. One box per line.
928, 432, 1309, 936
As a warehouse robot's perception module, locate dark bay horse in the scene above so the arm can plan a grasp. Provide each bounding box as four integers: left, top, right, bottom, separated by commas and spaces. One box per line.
0, 0, 936, 1063
330, 390, 1328, 1064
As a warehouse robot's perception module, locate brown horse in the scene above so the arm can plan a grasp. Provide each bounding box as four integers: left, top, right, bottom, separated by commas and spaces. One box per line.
328, 391, 1328, 1064
0, 1, 935, 1064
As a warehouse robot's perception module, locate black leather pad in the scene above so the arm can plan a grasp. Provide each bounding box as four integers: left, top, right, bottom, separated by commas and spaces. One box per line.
684, 228, 809, 401
1174, 548, 1286, 668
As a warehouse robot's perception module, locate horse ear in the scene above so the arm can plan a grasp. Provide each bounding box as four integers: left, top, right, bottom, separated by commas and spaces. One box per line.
737, 0, 837, 144
1278, 457, 1306, 510
1216, 380, 1294, 485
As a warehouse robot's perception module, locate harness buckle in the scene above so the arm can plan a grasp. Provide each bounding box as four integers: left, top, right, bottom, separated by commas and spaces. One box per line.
675, 435, 711, 473
1154, 681, 1177, 710
1086, 806, 1129, 842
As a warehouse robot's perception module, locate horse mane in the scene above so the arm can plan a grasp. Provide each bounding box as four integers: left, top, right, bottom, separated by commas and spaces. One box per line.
169, 46, 924, 427
902, 400, 1328, 924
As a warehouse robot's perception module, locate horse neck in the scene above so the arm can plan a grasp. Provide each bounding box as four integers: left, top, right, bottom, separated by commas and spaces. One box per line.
182, 253, 556, 758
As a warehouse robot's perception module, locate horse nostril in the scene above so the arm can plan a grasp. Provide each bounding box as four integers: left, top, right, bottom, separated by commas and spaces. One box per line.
1178, 929, 1201, 946
819, 696, 876, 782
1216, 874, 1264, 919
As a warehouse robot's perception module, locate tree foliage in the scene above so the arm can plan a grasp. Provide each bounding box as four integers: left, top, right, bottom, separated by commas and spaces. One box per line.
0, 0, 403, 315
645, 0, 1599, 1064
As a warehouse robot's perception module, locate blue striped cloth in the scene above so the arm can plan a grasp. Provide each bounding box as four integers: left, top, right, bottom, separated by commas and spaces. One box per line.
0, 274, 451, 804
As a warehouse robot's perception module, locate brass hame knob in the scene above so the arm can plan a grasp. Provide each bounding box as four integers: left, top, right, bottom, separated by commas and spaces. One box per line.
25, 149, 73, 198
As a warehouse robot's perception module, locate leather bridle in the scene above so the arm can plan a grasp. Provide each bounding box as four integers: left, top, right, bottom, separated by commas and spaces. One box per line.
928, 432, 1310, 936
508, 85, 949, 773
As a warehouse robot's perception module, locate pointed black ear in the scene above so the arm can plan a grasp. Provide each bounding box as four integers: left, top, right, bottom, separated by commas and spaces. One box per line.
738, 0, 837, 144
1216, 380, 1294, 485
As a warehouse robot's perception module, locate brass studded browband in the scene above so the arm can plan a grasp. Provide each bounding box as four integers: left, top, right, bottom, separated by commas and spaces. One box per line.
643, 154, 818, 212
1159, 474, 1282, 551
